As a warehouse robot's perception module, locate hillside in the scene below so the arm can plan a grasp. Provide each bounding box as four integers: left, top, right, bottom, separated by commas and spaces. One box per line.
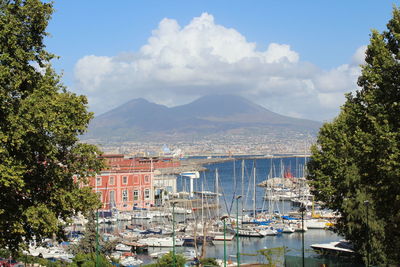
84, 94, 321, 142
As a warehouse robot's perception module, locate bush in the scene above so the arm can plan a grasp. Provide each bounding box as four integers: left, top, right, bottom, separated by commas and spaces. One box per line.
200, 257, 219, 266
69, 253, 111, 267
143, 252, 186, 267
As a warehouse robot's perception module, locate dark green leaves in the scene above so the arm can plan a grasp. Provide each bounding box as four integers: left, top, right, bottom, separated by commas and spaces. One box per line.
0, 0, 103, 255
307, 6, 400, 265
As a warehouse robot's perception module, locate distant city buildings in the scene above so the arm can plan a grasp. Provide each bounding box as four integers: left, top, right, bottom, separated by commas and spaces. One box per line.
93, 134, 314, 157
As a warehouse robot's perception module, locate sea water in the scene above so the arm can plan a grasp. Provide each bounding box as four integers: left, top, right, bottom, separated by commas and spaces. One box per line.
177, 156, 310, 213
145, 156, 343, 265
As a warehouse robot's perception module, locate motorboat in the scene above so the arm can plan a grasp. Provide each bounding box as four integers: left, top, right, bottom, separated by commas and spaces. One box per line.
305, 219, 330, 229
212, 233, 235, 244
116, 212, 132, 221
28, 246, 73, 261
257, 227, 278, 236
137, 237, 184, 247
120, 256, 143, 266
115, 243, 132, 252
310, 240, 354, 256
282, 225, 295, 233
236, 228, 264, 237
131, 212, 154, 220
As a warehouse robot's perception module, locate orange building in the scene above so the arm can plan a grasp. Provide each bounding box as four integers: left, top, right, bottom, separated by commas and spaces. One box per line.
81, 154, 180, 211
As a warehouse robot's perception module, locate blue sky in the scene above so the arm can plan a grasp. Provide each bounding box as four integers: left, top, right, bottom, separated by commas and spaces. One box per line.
46, 1, 397, 121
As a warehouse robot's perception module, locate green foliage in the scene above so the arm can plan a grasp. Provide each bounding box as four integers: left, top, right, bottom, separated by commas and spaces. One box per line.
0, 0, 104, 255
199, 257, 219, 266
257, 247, 286, 267
69, 253, 111, 267
143, 252, 186, 267
0, 250, 68, 267
68, 212, 118, 256
307, 6, 400, 265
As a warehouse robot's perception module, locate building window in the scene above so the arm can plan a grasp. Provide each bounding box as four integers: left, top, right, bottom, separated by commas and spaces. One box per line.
144, 175, 150, 183
122, 189, 128, 202
133, 190, 139, 201
144, 189, 150, 199
122, 176, 128, 184
96, 177, 102, 186
134, 175, 139, 184
109, 176, 114, 185
110, 190, 115, 207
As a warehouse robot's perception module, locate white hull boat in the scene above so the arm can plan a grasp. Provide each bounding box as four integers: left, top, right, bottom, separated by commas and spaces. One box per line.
212, 233, 235, 244
306, 219, 329, 229
237, 229, 264, 237
137, 237, 184, 247
294, 223, 308, 232
115, 243, 132, 252
120, 256, 143, 266
258, 228, 278, 236
282, 225, 295, 233
131, 213, 154, 220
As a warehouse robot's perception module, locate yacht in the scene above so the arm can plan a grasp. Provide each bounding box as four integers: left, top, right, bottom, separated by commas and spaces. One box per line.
115, 243, 132, 252
137, 237, 184, 247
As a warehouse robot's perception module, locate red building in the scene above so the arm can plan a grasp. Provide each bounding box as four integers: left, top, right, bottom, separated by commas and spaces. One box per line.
81, 154, 180, 211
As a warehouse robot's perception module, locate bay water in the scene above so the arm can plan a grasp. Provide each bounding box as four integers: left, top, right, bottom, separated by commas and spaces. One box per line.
139, 156, 343, 264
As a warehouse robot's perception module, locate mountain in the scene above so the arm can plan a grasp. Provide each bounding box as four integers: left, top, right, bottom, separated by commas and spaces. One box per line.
84, 94, 322, 142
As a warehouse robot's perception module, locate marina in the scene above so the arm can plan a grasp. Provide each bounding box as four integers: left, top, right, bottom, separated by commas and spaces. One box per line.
4, 1, 397, 265
43, 156, 348, 266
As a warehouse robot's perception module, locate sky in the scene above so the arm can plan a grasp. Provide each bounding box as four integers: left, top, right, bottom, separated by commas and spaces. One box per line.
45, 1, 397, 121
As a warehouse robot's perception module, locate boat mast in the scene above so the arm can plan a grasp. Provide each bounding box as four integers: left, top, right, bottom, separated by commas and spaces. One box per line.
201, 182, 204, 227
233, 159, 236, 196
253, 161, 256, 218
241, 159, 244, 222
215, 168, 219, 219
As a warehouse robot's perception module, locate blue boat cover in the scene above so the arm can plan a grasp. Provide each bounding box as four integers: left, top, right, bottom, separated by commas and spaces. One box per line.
282, 215, 297, 220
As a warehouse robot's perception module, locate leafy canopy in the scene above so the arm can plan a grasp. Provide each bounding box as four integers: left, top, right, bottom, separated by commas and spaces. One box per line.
307, 6, 400, 265
0, 0, 104, 254
143, 252, 186, 267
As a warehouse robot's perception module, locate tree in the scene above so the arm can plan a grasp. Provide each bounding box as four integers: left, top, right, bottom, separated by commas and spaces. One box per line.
143, 252, 186, 267
68, 212, 118, 256
307, 6, 400, 265
70, 253, 112, 267
0, 0, 104, 255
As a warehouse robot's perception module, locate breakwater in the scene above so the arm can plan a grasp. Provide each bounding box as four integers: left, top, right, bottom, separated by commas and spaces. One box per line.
157, 154, 310, 175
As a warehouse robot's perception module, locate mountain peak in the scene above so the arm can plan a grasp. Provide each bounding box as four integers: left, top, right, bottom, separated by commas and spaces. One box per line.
86, 94, 321, 142
173, 94, 265, 117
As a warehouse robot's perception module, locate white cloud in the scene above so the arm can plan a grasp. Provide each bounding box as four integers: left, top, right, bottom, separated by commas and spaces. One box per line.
314, 64, 360, 93
74, 55, 113, 92
73, 12, 364, 121
351, 45, 367, 66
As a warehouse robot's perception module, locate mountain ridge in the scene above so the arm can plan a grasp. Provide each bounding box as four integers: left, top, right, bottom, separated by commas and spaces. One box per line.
84, 94, 321, 142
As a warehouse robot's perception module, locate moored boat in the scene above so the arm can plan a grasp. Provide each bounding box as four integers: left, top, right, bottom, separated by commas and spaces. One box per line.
310, 240, 354, 256
115, 243, 132, 252
137, 237, 184, 247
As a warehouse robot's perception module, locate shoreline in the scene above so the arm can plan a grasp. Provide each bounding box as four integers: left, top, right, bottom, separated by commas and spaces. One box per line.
156, 154, 310, 175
